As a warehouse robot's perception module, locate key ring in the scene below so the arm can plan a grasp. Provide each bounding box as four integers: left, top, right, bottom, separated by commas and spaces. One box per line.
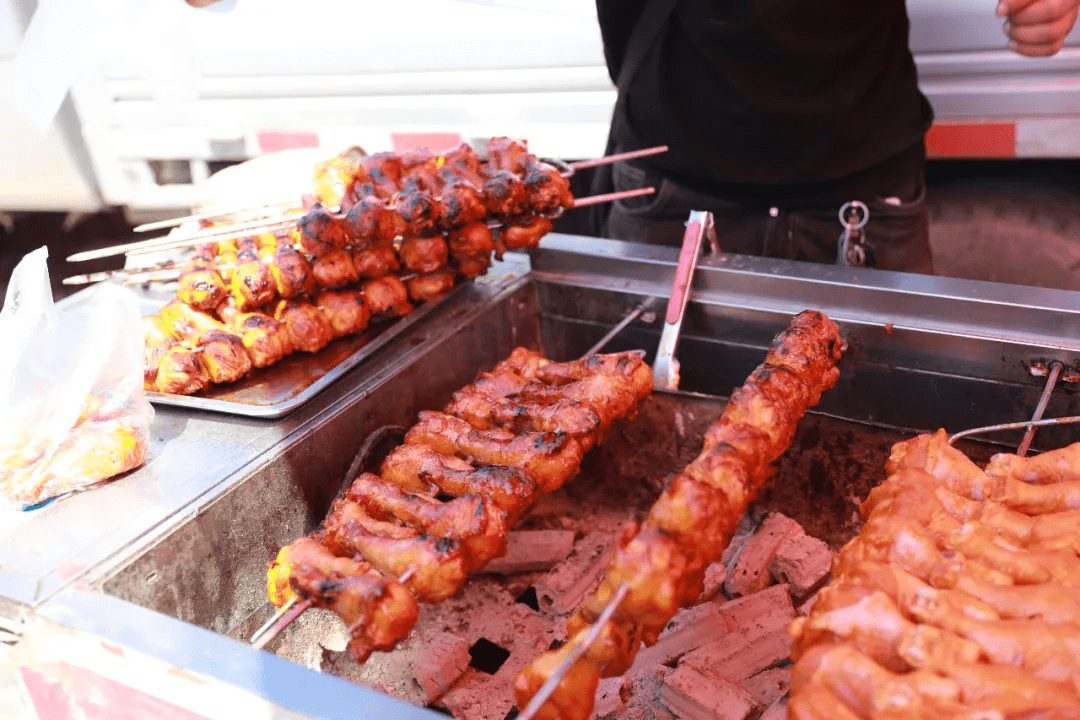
839, 200, 869, 231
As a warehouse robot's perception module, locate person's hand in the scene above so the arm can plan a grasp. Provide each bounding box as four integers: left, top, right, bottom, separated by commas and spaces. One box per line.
999, 0, 1080, 56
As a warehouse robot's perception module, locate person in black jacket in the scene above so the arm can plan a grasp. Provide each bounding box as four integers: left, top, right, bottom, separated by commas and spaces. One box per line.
592, 0, 1080, 274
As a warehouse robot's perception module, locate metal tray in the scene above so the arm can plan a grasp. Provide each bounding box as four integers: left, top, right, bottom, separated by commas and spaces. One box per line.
145, 284, 469, 418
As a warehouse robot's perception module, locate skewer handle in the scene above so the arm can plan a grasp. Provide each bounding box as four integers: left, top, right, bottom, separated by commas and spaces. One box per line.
570, 187, 654, 208
569, 145, 669, 172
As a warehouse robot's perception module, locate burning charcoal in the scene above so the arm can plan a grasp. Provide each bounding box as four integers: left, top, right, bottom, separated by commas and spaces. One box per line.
725, 512, 804, 597
411, 634, 471, 704
741, 666, 791, 707
479, 529, 576, 575
629, 602, 727, 672
661, 664, 760, 720
769, 530, 834, 600
533, 529, 616, 616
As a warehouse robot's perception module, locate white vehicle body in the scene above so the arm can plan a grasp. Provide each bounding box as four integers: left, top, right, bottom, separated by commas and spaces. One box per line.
2, 0, 1080, 213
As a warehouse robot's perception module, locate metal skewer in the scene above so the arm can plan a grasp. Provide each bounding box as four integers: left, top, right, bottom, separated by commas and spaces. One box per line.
133, 199, 302, 233
1017, 361, 1063, 457
949, 415, 1080, 444
251, 596, 313, 650
63, 262, 238, 286
64, 186, 657, 273
67, 215, 303, 263
250, 596, 299, 645
584, 298, 658, 358
133, 145, 669, 238
570, 186, 654, 208
568, 145, 669, 172
518, 580, 632, 720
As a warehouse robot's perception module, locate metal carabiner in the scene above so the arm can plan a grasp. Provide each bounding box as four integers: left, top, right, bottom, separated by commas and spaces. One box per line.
837, 200, 871, 267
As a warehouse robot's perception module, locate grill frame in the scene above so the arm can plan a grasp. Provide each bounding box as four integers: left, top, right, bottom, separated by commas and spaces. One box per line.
7, 234, 1080, 719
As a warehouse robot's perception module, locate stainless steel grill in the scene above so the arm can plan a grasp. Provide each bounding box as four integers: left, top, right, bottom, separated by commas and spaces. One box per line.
5, 235, 1080, 720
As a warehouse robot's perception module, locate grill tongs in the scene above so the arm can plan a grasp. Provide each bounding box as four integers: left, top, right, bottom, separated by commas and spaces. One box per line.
652, 210, 718, 390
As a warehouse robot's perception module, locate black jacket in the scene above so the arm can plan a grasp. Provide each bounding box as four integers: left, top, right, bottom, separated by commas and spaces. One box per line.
597, 0, 934, 200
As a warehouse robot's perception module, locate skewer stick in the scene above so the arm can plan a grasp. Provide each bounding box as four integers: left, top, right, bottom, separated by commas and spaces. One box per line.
131, 146, 668, 236
568, 145, 669, 172
63, 262, 238, 286
250, 596, 299, 645
70, 187, 657, 272
1017, 360, 1063, 457
133, 200, 302, 233
64, 267, 178, 286
518, 580, 632, 720
570, 186, 655, 208
125, 217, 303, 258
583, 298, 658, 358
949, 415, 1080, 444
251, 597, 314, 651
66, 215, 302, 263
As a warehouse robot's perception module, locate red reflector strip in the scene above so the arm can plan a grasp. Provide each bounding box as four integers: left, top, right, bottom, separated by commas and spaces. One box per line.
256, 131, 320, 154
925, 123, 1016, 158
391, 132, 464, 154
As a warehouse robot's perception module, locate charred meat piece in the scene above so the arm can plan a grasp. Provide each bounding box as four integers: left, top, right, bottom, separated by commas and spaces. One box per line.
315, 288, 371, 338
406, 270, 456, 304
272, 299, 334, 354
404, 410, 584, 493
352, 243, 401, 279
361, 275, 414, 318
398, 235, 449, 274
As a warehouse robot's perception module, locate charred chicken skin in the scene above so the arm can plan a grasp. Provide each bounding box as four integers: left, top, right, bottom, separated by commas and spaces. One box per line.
273, 537, 418, 664
404, 410, 584, 493
515, 310, 845, 720
265, 348, 652, 668
146, 137, 575, 396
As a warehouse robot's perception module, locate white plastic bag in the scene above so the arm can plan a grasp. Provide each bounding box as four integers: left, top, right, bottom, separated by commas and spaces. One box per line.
0, 247, 154, 509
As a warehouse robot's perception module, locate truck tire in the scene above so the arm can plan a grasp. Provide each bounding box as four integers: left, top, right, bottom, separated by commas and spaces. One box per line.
927, 178, 1080, 291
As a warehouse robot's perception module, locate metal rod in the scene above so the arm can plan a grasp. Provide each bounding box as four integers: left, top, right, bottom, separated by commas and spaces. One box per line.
568, 145, 669, 172
518, 580, 632, 720
1016, 361, 1063, 457
64, 266, 180, 286
125, 217, 302, 258
251, 597, 313, 651
133, 200, 303, 233
63, 261, 239, 286
949, 415, 1080, 445
584, 298, 658, 358
570, 186, 655, 208
67, 215, 302, 263
250, 596, 299, 645
135, 147, 666, 236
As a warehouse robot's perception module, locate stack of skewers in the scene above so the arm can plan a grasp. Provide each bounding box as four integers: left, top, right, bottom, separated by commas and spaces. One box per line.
65, 138, 664, 397
258, 346, 655, 664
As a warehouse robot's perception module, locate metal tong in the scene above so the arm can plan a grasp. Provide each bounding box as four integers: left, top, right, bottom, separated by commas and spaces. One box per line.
653, 210, 717, 390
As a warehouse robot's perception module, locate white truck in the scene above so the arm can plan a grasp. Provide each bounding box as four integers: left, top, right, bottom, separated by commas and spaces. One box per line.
3, 0, 1079, 231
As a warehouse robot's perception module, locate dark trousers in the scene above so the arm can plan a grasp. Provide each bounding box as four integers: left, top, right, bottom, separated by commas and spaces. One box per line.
603, 158, 934, 275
